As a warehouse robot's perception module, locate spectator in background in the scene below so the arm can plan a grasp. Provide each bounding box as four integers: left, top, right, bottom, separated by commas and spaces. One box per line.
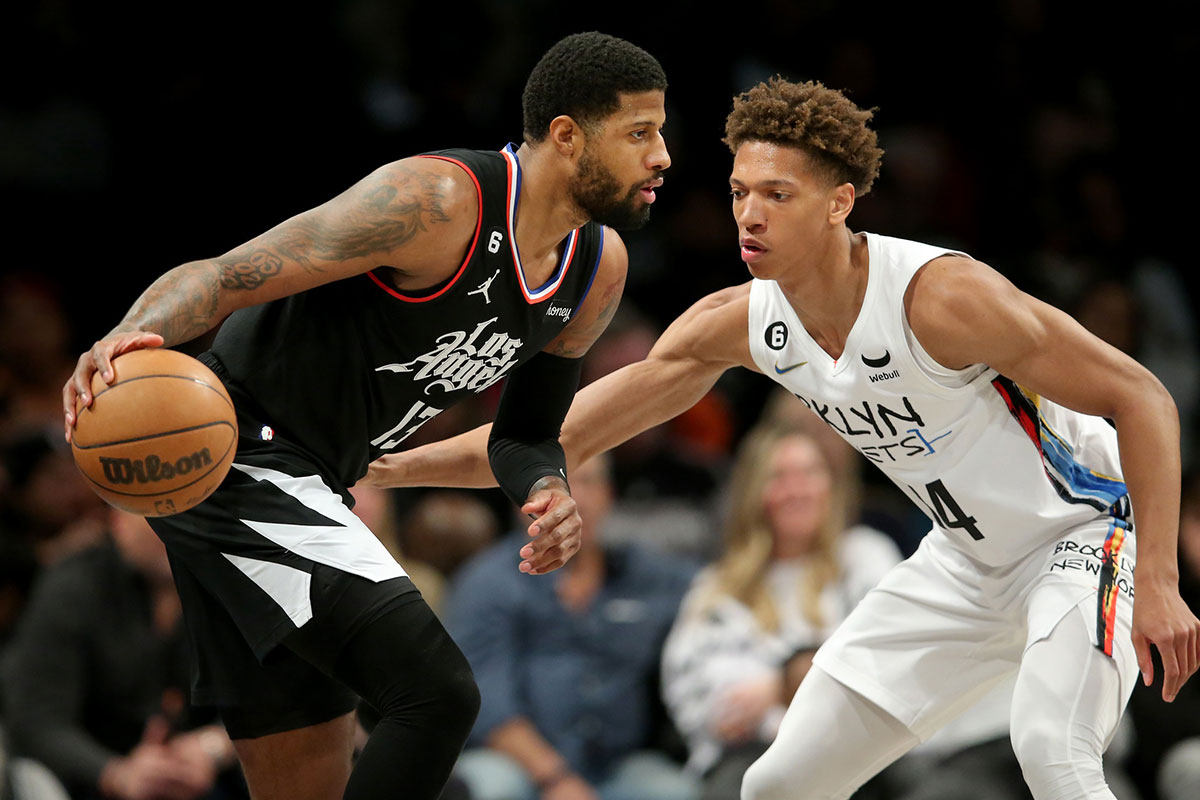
0, 427, 105, 570
0, 725, 71, 800
447, 454, 698, 800
1, 508, 243, 800
0, 536, 37, 660
661, 422, 901, 800
400, 490, 500, 582
0, 275, 76, 440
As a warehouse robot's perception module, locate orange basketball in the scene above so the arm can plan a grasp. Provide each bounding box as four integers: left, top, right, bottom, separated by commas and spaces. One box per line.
71, 349, 238, 517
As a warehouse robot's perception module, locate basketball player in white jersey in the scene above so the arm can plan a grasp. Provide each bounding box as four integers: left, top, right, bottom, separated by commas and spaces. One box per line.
367, 78, 1200, 799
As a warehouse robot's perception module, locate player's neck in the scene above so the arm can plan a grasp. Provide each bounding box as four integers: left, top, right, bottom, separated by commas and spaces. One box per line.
777, 229, 869, 361
511, 142, 588, 286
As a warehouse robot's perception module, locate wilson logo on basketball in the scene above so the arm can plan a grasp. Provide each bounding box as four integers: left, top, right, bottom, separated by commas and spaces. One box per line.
99, 449, 215, 485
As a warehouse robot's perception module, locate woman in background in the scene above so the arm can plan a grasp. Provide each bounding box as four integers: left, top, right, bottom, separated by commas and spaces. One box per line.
661, 422, 901, 800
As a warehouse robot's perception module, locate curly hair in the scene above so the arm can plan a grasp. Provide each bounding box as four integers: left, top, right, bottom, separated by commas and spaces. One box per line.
724, 77, 883, 195
522, 32, 667, 142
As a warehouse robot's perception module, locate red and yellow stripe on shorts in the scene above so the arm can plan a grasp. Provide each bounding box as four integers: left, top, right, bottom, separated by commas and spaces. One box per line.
1095, 519, 1130, 657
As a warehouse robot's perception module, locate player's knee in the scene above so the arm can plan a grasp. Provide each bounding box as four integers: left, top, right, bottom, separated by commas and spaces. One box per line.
412, 645, 480, 736
741, 755, 792, 800
363, 632, 479, 740
439, 660, 481, 734
1011, 718, 1105, 799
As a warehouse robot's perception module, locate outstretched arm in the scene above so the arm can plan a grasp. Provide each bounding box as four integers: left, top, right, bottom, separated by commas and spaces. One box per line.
64, 157, 477, 440
365, 282, 756, 490
907, 256, 1200, 702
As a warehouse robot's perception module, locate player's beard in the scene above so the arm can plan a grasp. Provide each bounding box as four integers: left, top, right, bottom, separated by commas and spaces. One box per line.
568, 149, 651, 230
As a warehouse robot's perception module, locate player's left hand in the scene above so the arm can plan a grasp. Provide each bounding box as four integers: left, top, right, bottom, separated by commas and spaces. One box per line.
1132, 581, 1200, 702
518, 478, 581, 575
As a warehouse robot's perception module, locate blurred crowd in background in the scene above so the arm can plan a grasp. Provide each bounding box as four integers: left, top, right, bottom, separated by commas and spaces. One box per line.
2, 1, 1197, 798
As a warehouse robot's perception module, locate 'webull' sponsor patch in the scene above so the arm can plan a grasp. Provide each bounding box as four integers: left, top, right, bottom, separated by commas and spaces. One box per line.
100, 449, 214, 484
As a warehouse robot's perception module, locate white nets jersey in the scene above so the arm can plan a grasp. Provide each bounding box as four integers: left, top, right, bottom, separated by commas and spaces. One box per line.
747, 232, 1130, 565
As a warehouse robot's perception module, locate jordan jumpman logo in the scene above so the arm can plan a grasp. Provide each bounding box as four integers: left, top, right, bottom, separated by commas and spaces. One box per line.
468, 269, 500, 304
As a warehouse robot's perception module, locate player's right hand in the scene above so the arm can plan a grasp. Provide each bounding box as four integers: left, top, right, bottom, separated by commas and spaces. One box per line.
64, 331, 164, 443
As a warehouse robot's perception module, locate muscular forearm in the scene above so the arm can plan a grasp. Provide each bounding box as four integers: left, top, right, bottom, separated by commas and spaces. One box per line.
560, 356, 724, 464
1114, 381, 1182, 583
369, 426, 497, 488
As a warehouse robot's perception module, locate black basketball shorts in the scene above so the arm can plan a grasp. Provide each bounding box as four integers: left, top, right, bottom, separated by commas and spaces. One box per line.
147, 444, 421, 733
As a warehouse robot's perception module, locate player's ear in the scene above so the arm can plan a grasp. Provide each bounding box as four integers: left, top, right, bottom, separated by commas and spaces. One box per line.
548, 115, 585, 161
828, 182, 855, 225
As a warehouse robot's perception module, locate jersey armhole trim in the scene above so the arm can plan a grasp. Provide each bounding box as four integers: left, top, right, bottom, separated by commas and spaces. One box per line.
745, 280, 770, 374
365, 154, 483, 304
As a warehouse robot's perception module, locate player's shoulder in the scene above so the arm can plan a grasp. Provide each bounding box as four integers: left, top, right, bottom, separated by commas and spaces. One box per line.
905, 254, 1014, 325
687, 282, 753, 339
595, 226, 630, 280
366, 154, 482, 219
678, 282, 752, 327
652, 282, 754, 369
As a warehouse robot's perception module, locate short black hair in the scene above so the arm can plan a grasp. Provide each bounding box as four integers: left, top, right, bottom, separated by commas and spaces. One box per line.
522, 32, 667, 142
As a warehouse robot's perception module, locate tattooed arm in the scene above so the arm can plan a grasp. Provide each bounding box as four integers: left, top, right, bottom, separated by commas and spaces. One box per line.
64, 157, 477, 440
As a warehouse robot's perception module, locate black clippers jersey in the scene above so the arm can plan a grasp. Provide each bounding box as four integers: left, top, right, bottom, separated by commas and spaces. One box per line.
204, 145, 605, 488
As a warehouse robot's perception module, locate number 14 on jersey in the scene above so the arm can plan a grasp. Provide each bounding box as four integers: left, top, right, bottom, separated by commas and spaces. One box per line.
907, 479, 985, 540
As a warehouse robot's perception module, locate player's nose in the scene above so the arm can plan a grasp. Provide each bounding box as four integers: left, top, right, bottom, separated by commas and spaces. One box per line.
736, 196, 765, 229
648, 132, 670, 171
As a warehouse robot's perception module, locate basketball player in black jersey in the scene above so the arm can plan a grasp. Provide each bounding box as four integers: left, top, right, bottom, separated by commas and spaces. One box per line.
62, 33, 670, 800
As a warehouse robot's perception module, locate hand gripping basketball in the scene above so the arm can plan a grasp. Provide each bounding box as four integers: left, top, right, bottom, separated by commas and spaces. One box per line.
69, 349, 238, 517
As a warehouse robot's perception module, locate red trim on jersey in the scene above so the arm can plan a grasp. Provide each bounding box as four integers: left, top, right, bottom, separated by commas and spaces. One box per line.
365, 155, 483, 303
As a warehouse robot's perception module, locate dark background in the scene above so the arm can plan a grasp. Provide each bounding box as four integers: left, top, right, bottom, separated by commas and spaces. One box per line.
4, 0, 1196, 348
